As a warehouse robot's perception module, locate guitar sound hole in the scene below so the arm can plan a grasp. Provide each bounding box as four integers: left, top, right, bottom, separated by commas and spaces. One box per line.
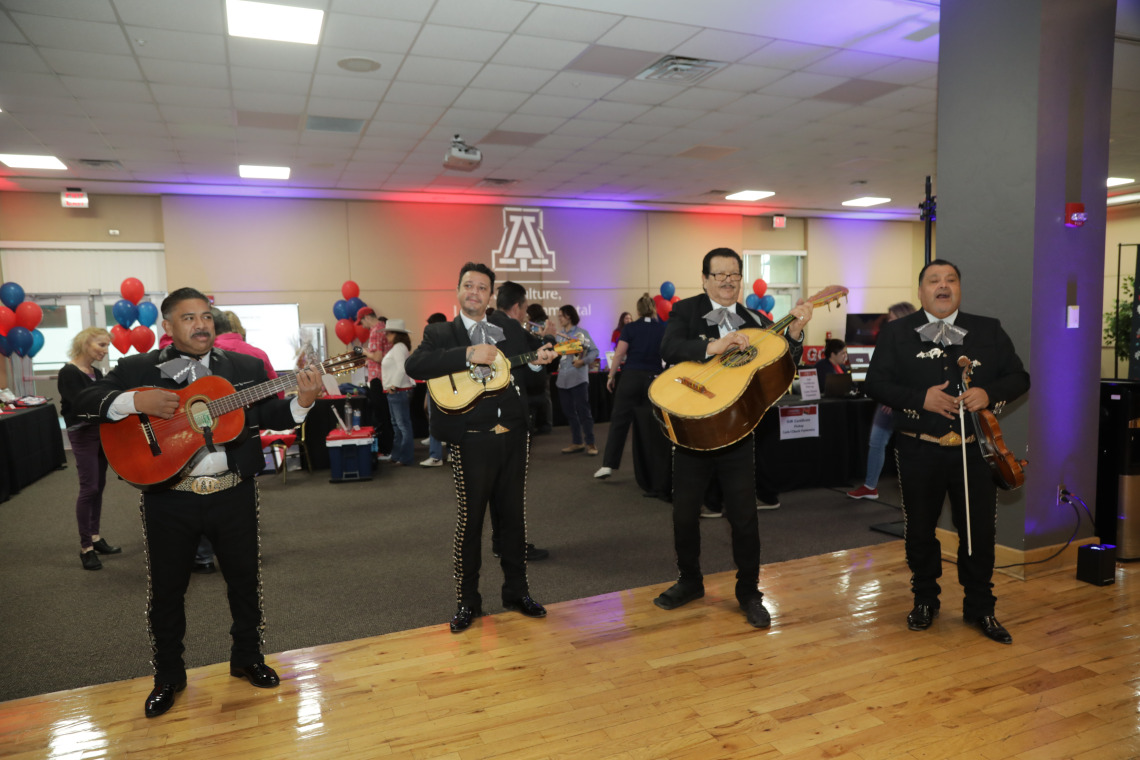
470, 366, 496, 385
187, 398, 214, 431
722, 345, 757, 368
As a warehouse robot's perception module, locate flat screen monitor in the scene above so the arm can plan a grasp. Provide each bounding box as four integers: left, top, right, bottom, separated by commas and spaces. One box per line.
845, 312, 889, 346
847, 346, 874, 383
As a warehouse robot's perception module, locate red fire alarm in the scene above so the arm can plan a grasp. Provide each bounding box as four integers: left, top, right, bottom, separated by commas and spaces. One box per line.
1065, 202, 1086, 228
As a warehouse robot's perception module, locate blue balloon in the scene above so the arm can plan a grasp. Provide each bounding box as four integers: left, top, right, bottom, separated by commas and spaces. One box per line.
112, 299, 138, 328
137, 301, 159, 328
28, 328, 44, 358
0, 333, 9, 357
333, 299, 350, 321
7, 326, 31, 357
759, 294, 776, 312
745, 294, 762, 311
346, 297, 365, 318
660, 281, 675, 300
0, 282, 24, 310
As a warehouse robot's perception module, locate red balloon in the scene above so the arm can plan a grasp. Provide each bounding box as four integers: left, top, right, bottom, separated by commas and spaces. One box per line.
15, 301, 42, 330
335, 318, 356, 344
355, 324, 370, 343
121, 277, 145, 305
752, 279, 768, 298
760, 310, 773, 320
110, 324, 132, 353
342, 280, 360, 300
670, 295, 679, 303
657, 299, 674, 321
130, 325, 155, 353
0, 306, 14, 336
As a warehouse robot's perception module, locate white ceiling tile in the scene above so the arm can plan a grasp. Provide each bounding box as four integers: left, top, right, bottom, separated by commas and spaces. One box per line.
671, 29, 771, 63
299, 131, 361, 147
804, 50, 899, 78
9, 112, 94, 132
662, 88, 742, 110
384, 81, 462, 106
36, 48, 141, 79
158, 105, 234, 126
759, 71, 849, 98
232, 127, 296, 145
327, 0, 430, 23
307, 96, 378, 120
126, 26, 225, 63
5, 0, 116, 22
0, 14, 26, 44
314, 47, 404, 77
410, 24, 509, 63
683, 110, 756, 132
112, 0, 223, 33
538, 71, 621, 100
321, 13, 420, 53
515, 4, 619, 42
601, 80, 684, 106
105, 138, 175, 153
452, 88, 530, 112
604, 123, 673, 142
150, 83, 232, 108
10, 13, 130, 55
596, 17, 700, 54
759, 99, 850, 122
0, 94, 85, 118
553, 119, 619, 138
533, 134, 593, 151
517, 94, 591, 118
631, 106, 703, 127
139, 58, 230, 88
84, 101, 163, 122
469, 63, 556, 93
0, 42, 52, 73
574, 101, 650, 122
227, 38, 319, 74
0, 71, 73, 98
818, 105, 895, 127
862, 85, 937, 111
740, 40, 835, 70
491, 35, 588, 70
394, 56, 481, 87
437, 108, 508, 130
231, 90, 308, 112
702, 63, 788, 93
496, 113, 566, 134
62, 76, 153, 102
373, 101, 447, 123
719, 92, 799, 117
311, 73, 393, 102
231, 67, 313, 95
426, 0, 532, 33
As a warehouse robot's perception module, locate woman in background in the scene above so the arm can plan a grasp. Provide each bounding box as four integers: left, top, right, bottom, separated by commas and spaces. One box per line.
555, 305, 600, 455
58, 327, 121, 570
610, 311, 632, 347
847, 301, 917, 500
381, 319, 416, 466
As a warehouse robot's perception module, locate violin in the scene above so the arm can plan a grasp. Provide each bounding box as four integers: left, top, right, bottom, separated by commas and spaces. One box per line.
958, 356, 1027, 490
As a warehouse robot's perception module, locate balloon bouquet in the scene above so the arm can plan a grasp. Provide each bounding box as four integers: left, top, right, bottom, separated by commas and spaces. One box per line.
332, 280, 370, 345
0, 281, 46, 359
110, 277, 159, 355
652, 281, 679, 321
744, 279, 775, 320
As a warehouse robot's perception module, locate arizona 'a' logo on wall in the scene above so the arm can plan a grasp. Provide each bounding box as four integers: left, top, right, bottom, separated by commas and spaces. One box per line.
492, 207, 556, 273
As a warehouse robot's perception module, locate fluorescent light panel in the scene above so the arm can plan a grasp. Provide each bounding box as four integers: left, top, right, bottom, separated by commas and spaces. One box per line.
1107, 192, 1140, 207
226, 0, 323, 45
0, 154, 67, 170
239, 164, 290, 179
725, 190, 775, 201
842, 196, 891, 207
1107, 177, 1135, 188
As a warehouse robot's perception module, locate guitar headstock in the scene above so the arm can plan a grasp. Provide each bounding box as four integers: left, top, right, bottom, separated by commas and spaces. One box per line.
555, 340, 584, 356
320, 347, 367, 376
807, 285, 849, 310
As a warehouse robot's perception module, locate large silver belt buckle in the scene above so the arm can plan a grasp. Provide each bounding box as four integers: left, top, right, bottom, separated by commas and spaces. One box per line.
191, 476, 221, 495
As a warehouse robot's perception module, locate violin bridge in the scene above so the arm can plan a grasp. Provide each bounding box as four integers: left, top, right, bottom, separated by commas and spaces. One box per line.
676, 376, 715, 398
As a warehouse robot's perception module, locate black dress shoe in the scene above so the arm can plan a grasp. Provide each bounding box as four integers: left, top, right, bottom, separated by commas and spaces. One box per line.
503, 595, 547, 618
91, 538, 122, 555
450, 605, 482, 633
144, 681, 185, 718
969, 614, 1013, 644
740, 597, 771, 629
192, 561, 216, 574
653, 581, 704, 610
906, 603, 938, 631
80, 551, 103, 571
230, 662, 280, 688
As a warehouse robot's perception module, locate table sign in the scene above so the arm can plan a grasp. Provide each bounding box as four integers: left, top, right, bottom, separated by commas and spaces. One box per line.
798, 368, 821, 400
778, 404, 820, 440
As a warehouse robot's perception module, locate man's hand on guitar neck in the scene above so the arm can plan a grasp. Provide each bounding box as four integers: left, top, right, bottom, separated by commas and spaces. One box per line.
135, 389, 180, 419
295, 366, 322, 408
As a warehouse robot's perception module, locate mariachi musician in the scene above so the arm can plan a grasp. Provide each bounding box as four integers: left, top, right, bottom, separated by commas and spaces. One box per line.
74, 287, 323, 718
864, 259, 1030, 644
654, 247, 813, 629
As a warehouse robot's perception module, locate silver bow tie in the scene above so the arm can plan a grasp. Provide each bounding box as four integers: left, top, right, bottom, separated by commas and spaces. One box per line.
704, 306, 745, 333
468, 320, 505, 345
916, 320, 967, 347
157, 356, 211, 384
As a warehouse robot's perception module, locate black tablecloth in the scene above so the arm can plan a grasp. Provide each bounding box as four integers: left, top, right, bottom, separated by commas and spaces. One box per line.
0, 403, 67, 502
631, 396, 878, 498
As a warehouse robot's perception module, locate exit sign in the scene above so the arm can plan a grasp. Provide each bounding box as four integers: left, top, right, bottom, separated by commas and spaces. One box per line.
61, 190, 88, 208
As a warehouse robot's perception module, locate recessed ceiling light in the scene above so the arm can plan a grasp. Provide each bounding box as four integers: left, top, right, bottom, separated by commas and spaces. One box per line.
226, 0, 324, 45
725, 190, 775, 201
842, 196, 891, 207
1107, 192, 1140, 206
337, 57, 381, 73
0, 154, 67, 170
1107, 177, 1135, 187
239, 164, 290, 179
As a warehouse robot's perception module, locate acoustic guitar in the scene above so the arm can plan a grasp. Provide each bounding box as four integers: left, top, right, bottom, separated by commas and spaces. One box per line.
101, 349, 365, 488
649, 286, 848, 451
428, 340, 582, 414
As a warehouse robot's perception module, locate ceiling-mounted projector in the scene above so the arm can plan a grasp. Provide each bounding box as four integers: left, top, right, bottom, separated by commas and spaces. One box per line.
443, 134, 481, 172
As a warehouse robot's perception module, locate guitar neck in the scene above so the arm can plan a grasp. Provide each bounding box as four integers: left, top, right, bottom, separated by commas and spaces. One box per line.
206, 354, 356, 417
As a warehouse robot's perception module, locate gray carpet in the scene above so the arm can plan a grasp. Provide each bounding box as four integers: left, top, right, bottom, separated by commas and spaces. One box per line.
0, 422, 903, 703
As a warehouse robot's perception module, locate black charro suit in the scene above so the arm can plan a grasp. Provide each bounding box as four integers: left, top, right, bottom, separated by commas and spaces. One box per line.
74, 346, 302, 686
864, 310, 1030, 618
405, 315, 535, 611
659, 293, 803, 605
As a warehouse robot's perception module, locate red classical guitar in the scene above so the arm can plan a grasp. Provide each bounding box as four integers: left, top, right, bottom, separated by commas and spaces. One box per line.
101, 349, 364, 488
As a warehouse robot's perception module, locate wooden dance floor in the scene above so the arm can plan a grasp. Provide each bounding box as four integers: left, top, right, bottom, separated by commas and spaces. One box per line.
1, 541, 1137, 759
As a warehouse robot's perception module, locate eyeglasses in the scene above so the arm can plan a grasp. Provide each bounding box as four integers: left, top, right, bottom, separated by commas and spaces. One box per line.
707, 272, 742, 283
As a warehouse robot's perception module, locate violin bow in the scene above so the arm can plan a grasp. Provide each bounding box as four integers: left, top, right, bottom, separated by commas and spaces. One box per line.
957, 355, 975, 557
